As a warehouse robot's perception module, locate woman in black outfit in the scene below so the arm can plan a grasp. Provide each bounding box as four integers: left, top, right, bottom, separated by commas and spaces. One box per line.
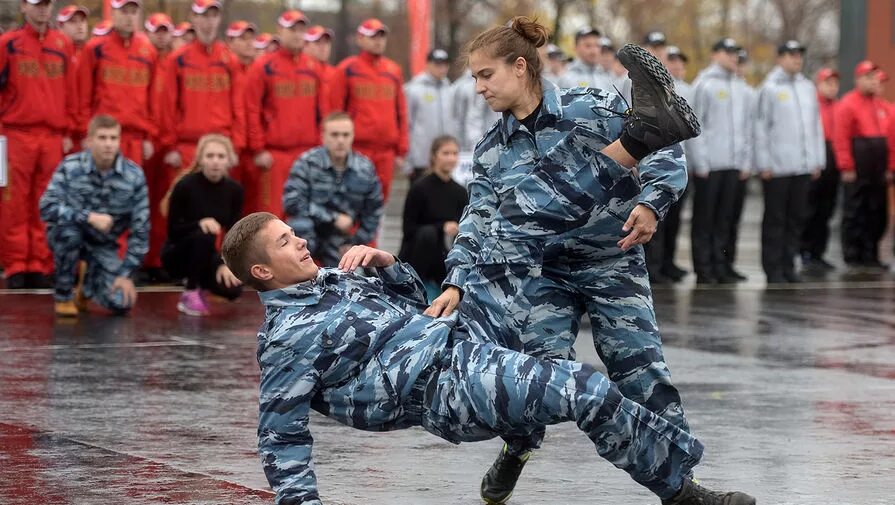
162, 134, 244, 316
399, 135, 468, 299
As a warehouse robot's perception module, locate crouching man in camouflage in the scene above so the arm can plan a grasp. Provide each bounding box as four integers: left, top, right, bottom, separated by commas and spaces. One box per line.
221, 212, 755, 505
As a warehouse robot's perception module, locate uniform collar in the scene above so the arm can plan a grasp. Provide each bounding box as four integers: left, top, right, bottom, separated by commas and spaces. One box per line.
86, 151, 125, 176
277, 46, 305, 62
259, 268, 341, 307
359, 50, 381, 66
318, 147, 360, 174
23, 23, 49, 39
498, 78, 560, 143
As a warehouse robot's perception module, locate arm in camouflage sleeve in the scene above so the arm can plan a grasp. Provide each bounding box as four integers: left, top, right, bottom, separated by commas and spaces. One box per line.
636, 143, 687, 221
443, 158, 498, 292
258, 338, 322, 505
352, 163, 384, 245
375, 260, 429, 306
120, 173, 150, 278
39, 161, 91, 226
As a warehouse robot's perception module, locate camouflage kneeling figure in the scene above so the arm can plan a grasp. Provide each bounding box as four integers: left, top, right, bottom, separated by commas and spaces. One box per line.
221, 212, 755, 505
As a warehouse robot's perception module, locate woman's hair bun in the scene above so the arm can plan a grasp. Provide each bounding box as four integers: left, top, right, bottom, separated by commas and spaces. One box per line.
510, 16, 549, 48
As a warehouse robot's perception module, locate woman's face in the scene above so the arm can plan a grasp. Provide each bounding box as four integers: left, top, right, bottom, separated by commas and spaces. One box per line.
469, 50, 528, 113
432, 142, 459, 179
199, 141, 231, 183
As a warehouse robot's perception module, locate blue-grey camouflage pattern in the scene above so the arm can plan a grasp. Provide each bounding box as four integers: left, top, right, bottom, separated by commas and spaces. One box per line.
256, 261, 703, 504
444, 83, 690, 455
282, 147, 384, 267
39, 151, 150, 311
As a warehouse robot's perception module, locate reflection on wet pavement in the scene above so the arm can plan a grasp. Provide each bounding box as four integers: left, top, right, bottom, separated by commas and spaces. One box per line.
1, 283, 893, 504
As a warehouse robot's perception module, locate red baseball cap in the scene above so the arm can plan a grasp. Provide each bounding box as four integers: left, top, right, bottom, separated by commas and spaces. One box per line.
253, 33, 276, 50
173, 22, 193, 37
357, 18, 388, 37
56, 4, 89, 23
91, 19, 112, 36
226, 20, 257, 38
191, 0, 221, 15
304, 25, 333, 42
815, 68, 839, 83
144, 12, 174, 33
277, 10, 308, 28
110, 0, 141, 9
877, 70, 889, 83
855, 60, 879, 77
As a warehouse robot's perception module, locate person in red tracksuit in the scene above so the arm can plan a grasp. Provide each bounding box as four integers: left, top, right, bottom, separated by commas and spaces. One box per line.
304, 25, 335, 107
153, 0, 245, 279
0, 0, 77, 289
833, 61, 892, 269
330, 18, 408, 202
225, 19, 257, 214
57, 4, 89, 155
78, 0, 157, 165
245, 10, 327, 218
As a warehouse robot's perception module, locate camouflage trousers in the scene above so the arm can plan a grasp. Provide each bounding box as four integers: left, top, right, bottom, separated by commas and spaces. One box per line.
412, 336, 703, 500
46, 224, 132, 313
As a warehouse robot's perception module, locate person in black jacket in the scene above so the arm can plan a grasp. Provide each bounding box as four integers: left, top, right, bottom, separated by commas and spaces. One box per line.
162, 134, 244, 316
398, 135, 468, 300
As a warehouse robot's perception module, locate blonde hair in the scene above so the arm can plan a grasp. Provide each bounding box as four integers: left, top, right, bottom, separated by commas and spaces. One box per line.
160, 134, 237, 217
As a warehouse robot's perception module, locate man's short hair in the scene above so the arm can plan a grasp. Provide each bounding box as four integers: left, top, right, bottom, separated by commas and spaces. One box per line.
87, 114, 121, 136
222, 212, 278, 290
322, 111, 353, 127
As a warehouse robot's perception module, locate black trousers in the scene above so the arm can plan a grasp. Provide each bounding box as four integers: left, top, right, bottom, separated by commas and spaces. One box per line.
161, 230, 242, 299
761, 174, 811, 278
726, 176, 748, 267
691, 169, 741, 277
800, 142, 840, 259
400, 224, 447, 285
841, 138, 888, 264
645, 185, 688, 274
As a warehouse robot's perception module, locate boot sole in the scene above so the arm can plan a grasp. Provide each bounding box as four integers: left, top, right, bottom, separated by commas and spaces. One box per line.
617, 44, 701, 138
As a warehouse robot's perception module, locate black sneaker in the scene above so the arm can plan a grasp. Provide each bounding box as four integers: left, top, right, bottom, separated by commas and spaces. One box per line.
617, 44, 701, 159
480, 444, 531, 504
5, 272, 27, 289
663, 478, 756, 505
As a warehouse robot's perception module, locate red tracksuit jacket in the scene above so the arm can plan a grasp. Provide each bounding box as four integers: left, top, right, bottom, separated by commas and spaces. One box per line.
157, 39, 246, 150
0, 24, 77, 133
818, 93, 837, 142
78, 31, 158, 137
330, 51, 408, 155
832, 89, 890, 171
245, 48, 327, 152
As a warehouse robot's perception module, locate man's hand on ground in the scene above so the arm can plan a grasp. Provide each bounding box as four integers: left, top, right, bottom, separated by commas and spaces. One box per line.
338, 245, 396, 272
87, 212, 114, 234
618, 204, 657, 251
424, 286, 461, 318
110, 276, 137, 307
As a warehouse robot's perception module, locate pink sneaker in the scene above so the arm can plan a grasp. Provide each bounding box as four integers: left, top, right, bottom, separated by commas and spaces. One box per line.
177, 289, 209, 316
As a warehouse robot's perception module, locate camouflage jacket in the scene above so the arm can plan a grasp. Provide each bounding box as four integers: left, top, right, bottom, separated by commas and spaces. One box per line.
38, 151, 150, 277
444, 82, 686, 288
257, 263, 454, 504
282, 146, 384, 256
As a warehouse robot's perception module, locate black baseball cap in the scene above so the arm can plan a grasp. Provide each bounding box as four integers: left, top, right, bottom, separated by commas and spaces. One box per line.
644, 31, 667, 46
666, 45, 688, 62
575, 26, 601, 42
712, 37, 741, 53
777, 39, 806, 55
545, 44, 565, 60
427, 48, 450, 63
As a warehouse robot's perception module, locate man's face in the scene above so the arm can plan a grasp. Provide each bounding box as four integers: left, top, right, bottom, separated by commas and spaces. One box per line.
714, 50, 738, 72
646, 45, 667, 64
356, 32, 386, 55
427, 60, 449, 80
61, 14, 88, 44
857, 74, 876, 94
88, 126, 121, 167
191, 8, 220, 43
112, 3, 141, 37
322, 118, 354, 159
228, 31, 255, 60
253, 219, 318, 288
277, 23, 307, 53
575, 35, 601, 66
666, 58, 686, 80
21, 0, 52, 27
816, 77, 839, 99
148, 28, 172, 51
307, 38, 332, 62
599, 47, 614, 70
779, 52, 803, 74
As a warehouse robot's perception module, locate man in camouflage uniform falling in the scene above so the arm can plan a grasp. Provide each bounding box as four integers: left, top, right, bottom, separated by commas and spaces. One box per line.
223, 43, 754, 505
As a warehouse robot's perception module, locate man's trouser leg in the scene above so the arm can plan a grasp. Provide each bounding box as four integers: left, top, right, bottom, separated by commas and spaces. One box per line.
423, 339, 703, 500
235, 151, 257, 215
1, 128, 42, 276
46, 224, 84, 301
711, 169, 741, 275
82, 244, 132, 313
662, 185, 687, 272
142, 148, 170, 270
354, 144, 397, 202
119, 130, 145, 166
840, 175, 865, 265
690, 173, 721, 278
861, 142, 889, 262
30, 129, 63, 274
726, 174, 748, 267
784, 174, 811, 275
761, 175, 788, 278
801, 143, 839, 259
258, 147, 304, 219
